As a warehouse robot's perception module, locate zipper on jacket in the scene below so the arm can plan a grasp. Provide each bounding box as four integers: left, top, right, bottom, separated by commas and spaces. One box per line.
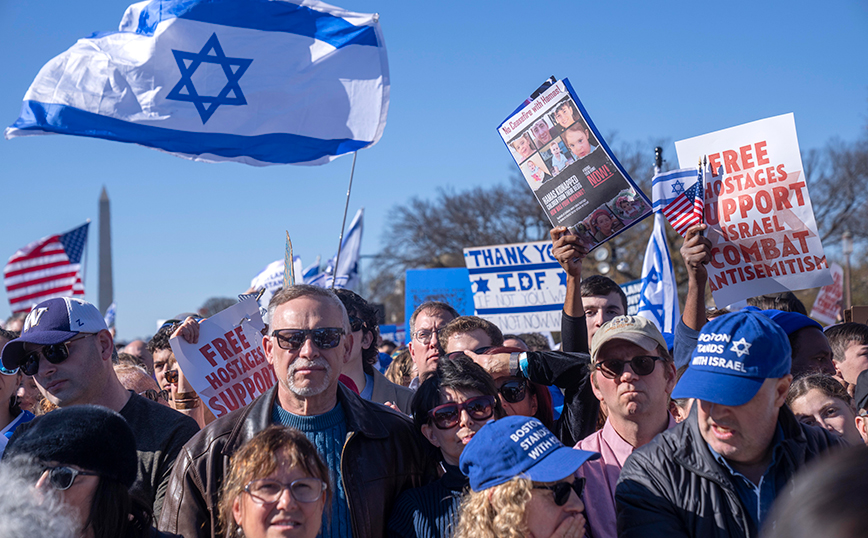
340, 431, 358, 538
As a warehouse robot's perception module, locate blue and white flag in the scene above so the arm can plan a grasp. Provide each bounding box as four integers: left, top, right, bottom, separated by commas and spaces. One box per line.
6, 0, 390, 166
651, 167, 699, 213
636, 213, 680, 349
302, 258, 322, 284
308, 208, 363, 290
103, 302, 117, 328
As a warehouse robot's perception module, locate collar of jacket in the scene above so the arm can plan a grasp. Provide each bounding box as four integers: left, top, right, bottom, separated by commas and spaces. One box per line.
219, 380, 393, 457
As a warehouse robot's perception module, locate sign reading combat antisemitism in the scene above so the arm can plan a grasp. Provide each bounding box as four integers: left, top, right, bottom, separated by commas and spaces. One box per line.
170, 299, 273, 418
464, 241, 566, 332
675, 113, 832, 306
498, 78, 652, 250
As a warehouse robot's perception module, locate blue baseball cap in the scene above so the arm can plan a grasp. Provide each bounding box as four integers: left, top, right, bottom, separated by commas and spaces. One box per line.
743, 306, 822, 336
672, 310, 791, 406
459, 416, 599, 491
1, 297, 107, 371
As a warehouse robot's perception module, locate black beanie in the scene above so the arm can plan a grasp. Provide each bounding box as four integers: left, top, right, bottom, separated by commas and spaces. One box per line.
4, 405, 137, 488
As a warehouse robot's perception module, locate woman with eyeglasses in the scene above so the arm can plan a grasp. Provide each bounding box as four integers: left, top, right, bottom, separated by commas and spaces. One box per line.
3, 405, 168, 538
219, 425, 329, 538
388, 355, 505, 538
455, 416, 599, 538
0, 328, 35, 457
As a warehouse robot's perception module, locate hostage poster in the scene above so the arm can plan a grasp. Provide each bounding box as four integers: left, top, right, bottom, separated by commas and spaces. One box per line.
498, 78, 651, 250
675, 113, 832, 306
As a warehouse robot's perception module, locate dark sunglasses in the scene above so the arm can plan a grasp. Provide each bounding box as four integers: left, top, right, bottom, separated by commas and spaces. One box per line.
348, 316, 366, 333
534, 477, 586, 506
594, 355, 663, 379
428, 395, 496, 430
43, 465, 99, 490
139, 388, 170, 403
498, 378, 528, 404
21, 333, 95, 376
271, 328, 345, 351
164, 370, 179, 385
445, 346, 493, 360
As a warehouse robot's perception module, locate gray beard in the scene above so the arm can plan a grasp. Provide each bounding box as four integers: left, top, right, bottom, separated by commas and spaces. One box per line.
284, 357, 333, 397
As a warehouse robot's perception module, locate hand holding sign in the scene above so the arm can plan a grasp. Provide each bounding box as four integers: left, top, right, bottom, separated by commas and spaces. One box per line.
551, 226, 589, 279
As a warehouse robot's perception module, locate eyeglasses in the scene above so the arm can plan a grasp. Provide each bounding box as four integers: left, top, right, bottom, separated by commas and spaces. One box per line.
42, 465, 99, 490
534, 478, 586, 506
271, 328, 345, 351
594, 355, 663, 379
0, 363, 18, 376
243, 477, 327, 504
139, 388, 170, 403
498, 378, 528, 404
428, 395, 496, 430
348, 316, 366, 333
21, 333, 95, 376
159, 316, 203, 332
413, 328, 443, 346
445, 346, 494, 360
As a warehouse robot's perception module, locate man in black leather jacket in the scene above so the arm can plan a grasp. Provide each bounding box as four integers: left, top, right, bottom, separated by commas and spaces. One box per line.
616, 310, 841, 538
158, 285, 435, 538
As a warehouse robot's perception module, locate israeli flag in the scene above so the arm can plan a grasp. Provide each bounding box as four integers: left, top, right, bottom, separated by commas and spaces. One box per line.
6, 0, 389, 166
636, 213, 680, 349
651, 167, 699, 212
308, 207, 363, 290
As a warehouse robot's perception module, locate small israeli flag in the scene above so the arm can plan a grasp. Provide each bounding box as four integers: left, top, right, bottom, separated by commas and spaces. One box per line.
6, 0, 389, 166
636, 213, 680, 348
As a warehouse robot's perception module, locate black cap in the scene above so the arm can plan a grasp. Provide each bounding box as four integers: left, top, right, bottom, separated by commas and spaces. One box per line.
3, 405, 137, 488
855, 370, 868, 412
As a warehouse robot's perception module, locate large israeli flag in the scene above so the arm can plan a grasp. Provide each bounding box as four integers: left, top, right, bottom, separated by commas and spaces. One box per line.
5, 0, 389, 166
636, 213, 680, 349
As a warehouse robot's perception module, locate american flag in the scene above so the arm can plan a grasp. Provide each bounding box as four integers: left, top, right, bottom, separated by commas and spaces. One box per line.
663, 181, 704, 236
4, 222, 89, 314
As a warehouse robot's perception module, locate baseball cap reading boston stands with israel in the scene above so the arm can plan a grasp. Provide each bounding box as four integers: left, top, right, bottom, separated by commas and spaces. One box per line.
672, 310, 792, 407
459, 415, 599, 491
1, 297, 108, 372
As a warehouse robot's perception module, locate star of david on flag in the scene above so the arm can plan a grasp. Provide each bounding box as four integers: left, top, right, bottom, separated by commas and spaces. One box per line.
636, 213, 680, 348
652, 166, 705, 236
6, 0, 390, 166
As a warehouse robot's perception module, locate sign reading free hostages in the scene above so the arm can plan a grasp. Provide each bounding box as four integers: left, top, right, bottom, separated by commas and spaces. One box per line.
464, 241, 566, 333
170, 299, 276, 418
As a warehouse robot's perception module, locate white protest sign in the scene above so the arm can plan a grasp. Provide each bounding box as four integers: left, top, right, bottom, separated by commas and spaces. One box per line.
170, 299, 276, 418
810, 263, 844, 325
675, 113, 832, 306
463, 241, 565, 332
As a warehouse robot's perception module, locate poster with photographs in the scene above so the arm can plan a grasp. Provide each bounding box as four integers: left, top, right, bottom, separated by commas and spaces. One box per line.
498, 78, 652, 250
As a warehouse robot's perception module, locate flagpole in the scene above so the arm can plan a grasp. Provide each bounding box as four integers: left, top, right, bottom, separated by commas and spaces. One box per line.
331, 151, 358, 289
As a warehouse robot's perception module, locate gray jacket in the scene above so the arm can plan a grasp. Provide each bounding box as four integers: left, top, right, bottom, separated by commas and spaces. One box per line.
615, 404, 840, 538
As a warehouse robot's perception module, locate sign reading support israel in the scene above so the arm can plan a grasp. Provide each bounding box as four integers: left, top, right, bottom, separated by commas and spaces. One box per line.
463, 241, 566, 333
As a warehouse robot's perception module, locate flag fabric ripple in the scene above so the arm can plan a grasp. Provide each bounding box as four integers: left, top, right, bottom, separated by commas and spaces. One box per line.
652, 167, 704, 236
5, 223, 90, 314
5, 0, 390, 166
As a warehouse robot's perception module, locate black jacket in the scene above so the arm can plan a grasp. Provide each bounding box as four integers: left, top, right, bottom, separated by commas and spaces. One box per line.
158, 383, 436, 538
615, 404, 840, 538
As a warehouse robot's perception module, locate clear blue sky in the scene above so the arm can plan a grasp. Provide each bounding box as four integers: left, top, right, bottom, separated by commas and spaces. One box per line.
1, 1, 866, 341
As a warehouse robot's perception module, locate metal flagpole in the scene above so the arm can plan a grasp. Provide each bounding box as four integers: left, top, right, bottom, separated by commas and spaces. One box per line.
331, 151, 358, 289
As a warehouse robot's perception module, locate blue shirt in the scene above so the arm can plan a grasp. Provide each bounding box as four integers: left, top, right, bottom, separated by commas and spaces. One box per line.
707, 425, 785, 529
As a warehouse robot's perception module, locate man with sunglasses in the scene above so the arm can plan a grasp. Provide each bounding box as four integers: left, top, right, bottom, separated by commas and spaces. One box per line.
574, 316, 676, 538
615, 311, 841, 538
407, 301, 459, 389
335, 289, 414, 413
160, 285, 434, 538
0, 297, 200, 525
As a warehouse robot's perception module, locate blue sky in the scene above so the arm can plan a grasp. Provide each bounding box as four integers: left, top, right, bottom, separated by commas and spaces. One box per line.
1, 0, 866, 340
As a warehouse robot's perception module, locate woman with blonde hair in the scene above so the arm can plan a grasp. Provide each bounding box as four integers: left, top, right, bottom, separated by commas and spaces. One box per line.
219, 425, 330, 538
455, 416, 599, 538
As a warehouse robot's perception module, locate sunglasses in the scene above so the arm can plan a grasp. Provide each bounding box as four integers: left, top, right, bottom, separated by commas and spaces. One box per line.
244, 477, 327, 504
534, 478, 586, 506
164, 370, 179, 385
42, 465, 99, 491
21, 333, 95, 376
139, 388, 170, 403
348, 316, 366, 333
0, 363, 18, 376
444, 346, 494, 360
271, 328, 345, 351
428, 395, 496, 430
594, 355, 663, 379
498, 378, 528, 404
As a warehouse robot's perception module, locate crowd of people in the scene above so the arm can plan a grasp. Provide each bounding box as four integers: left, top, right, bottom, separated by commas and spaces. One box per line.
0, 221, 866, 538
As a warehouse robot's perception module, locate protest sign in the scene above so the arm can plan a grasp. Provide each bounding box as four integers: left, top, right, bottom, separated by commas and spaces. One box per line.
675, 113, 832, 306
170, 299, 273, 418
404, 268, 475, 335
621, 279, 642, 316
463, 241, 566, 333
810, 263, 844, 325
498, 79, 652, 250
379, 324, 406, 347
